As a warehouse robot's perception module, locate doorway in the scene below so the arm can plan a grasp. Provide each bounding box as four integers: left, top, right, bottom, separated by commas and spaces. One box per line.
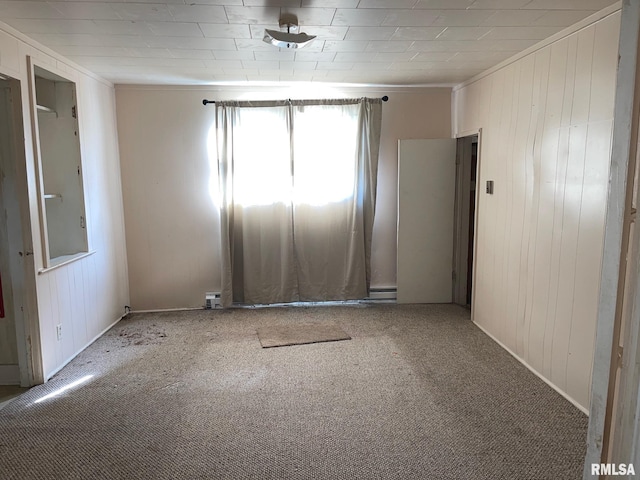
0, 73, 41, 386
453, 134, 479, 308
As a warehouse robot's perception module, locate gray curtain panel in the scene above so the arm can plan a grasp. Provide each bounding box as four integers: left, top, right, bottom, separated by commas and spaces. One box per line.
215, 98, 382, 307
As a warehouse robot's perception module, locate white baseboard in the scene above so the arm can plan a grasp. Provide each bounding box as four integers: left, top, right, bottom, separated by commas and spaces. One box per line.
473, 321, 589, 416
130, 307, 204, 313
0, 365, 20, 385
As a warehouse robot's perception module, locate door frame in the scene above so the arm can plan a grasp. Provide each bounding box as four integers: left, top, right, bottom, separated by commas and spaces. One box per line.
0, 69, 43, 386
453, 129, 482, 320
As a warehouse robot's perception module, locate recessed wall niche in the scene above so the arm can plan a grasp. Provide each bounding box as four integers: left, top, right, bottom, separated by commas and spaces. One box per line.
28, 59, 88, 269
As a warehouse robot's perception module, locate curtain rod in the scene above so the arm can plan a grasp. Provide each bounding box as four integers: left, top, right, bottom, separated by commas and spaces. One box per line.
202, 95, 388, 105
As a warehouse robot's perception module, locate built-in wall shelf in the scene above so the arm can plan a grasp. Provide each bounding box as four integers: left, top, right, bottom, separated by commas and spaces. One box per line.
36, 104, 56, 115
44, 193, 62, 200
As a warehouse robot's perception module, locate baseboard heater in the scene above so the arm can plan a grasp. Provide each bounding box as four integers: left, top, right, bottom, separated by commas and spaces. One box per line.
205, 292, 222, 309
206, 289, 396, 307
366, 287, 397, 301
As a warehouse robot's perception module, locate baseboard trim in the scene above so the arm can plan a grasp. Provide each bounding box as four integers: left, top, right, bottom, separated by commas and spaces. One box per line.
44, 313, 127, 381
473, 321, 589, 416
130, 307, 204, 313
0, 365, 20, 385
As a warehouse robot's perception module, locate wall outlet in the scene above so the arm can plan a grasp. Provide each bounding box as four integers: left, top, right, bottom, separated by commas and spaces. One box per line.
56, 324, 62, 341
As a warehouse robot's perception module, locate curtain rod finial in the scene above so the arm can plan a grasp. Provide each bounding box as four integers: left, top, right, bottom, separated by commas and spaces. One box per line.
381, 96, 388, 102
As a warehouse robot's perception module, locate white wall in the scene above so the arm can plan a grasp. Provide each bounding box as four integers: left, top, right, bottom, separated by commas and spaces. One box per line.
0, 21, 129, 381
115, 85, 451, 310
453, 9, 620, 411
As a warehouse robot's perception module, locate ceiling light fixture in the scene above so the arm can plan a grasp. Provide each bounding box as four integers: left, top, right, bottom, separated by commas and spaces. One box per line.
263, 16, 316, 49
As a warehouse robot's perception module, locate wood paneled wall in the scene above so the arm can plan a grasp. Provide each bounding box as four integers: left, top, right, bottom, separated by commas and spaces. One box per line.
0, 22, 129, 380
453, 10, 620, 411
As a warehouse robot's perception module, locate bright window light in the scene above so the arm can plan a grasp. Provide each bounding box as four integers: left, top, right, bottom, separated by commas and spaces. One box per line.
34, 374, 93, 404
293, 104, 359, 206
208, 103, 360, 208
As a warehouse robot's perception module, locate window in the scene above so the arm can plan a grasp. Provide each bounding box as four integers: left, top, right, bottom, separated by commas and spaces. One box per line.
28, 59, 88, 269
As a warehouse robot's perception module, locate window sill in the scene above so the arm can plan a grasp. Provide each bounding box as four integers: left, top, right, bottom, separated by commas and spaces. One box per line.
38, 250, 96, 274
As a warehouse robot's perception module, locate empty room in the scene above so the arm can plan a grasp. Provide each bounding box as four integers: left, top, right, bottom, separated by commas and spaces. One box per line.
0, 1, 639, 479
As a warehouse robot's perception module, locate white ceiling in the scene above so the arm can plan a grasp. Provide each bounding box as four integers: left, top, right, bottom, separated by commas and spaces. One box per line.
0, 0, 619, 86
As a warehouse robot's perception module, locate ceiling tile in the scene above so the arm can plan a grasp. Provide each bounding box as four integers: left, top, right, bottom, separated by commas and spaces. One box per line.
523, 0, 616, 9
357, 0, 418, 7
145, 22, 204, 37
188, 0, 243, 4
364, 41, 413, 53
145, 37, 237, 50
92, 20, 154, 35
213, 50, 255, 60
390, 26, 445, 40
431, 9, 496, 26
199, 23, 252, 38
48, 2, 120, 21
468, 0, 531, 8
334, 52, 377, 62
480, 9, 547, 26
301, 0, 358, 5
331, 9, 389, 26
482, 26, 563, 40
531, 10, 599, 26
280, 60, 317, 70
242, 60, 280, 69
294, 51, 336, 61
167, 49, 214, 59
125, 48, 174, 59
345, 27, 397, 40
28, 33, 151, 48
254, 50, 296, 61
242, 0, 302, 5
435, 26, 492, 40
279, 7, 336, 25
411, 52, 456, 61
392, 61, 445, 70
53, 45, 129, 57
322, 40, 369, 52
0, 0, 617, 86
381, 10, 440, 26
224, 6, 281, 24
3, 18, 98, 34
202, 59, 244, 69
168, 5, 228, 23
0, 1, 63, 19
109, 3, 174, 22
316, 61, 354, 70
350, 61, 392, 70
373, 52, 418, 62
414, 0, 475, 8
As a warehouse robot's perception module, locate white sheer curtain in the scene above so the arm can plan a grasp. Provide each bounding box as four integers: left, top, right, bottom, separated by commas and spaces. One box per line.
215, 98, 382, 307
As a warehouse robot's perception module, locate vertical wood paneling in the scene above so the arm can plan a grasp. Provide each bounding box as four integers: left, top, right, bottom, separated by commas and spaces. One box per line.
0, 26, 130, 380
453, 11, 621, 410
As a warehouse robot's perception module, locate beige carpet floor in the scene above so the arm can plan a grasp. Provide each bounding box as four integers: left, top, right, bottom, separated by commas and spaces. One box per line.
0, 304, 587, 480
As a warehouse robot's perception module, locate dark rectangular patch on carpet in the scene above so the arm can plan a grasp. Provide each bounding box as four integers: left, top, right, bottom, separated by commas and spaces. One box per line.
256, 323, 351, 348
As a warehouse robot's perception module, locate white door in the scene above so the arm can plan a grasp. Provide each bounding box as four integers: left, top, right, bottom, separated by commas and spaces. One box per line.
397, 139, 457, 303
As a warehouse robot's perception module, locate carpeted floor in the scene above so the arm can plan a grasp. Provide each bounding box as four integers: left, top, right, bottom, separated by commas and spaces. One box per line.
0, 304, 587, 480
